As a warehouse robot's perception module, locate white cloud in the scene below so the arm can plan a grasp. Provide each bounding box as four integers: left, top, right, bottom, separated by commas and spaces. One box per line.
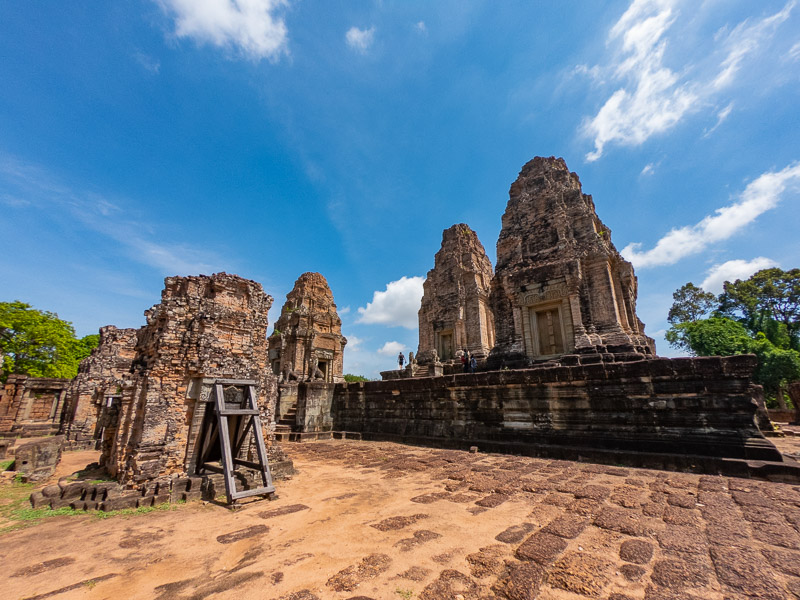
158, 0, 289, 61
700, 257, 779, 293
641, 163, 655, 176
357, 275, 424, 329
789, 41, 800, 60
584, 0, 696, 162
415, 21, 427, 33
339, 305, 351, 315
703, 102, 733, 137
583, 1, 795, 160
623, 161, 800, 268
377, 341, 407, 356
712, 2, 794, 90
346, 26, 375, 53
345, 334, 363, 350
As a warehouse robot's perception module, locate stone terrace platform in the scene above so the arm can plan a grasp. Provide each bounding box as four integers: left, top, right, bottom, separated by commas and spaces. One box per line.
5, 439, 800, 599
333, 355, 800, 482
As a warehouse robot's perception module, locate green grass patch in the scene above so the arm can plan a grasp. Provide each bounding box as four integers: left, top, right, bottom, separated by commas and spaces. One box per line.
0, 459, 14, 471
11, 505, 83, 521
0, 478, 189, 535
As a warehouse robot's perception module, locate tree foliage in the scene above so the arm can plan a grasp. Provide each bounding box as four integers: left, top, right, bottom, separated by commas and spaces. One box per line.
667, 317, 752, 357
719, 267, 800, 350
0, 301, 98, 381
343, 373, 370, 382
667, 282, 717, 325
666, 269, 800, 397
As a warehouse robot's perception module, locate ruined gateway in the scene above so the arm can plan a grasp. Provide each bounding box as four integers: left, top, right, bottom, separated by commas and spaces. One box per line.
6, 156, 798, 511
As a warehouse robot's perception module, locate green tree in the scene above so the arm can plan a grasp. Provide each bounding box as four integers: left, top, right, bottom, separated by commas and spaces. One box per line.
719, 267, 800, 350
665, 315, 800, 398
667, 317, 752, 357
0, 301, 98, 381
667, 282, 717, 324
665, 283, 718, 353
343, 373, 370, 383
748, 333, 800, 397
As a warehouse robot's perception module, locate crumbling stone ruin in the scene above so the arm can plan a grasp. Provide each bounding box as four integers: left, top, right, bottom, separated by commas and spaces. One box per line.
16, 155, 800, 517
417, 224, 495, 366
489, 157, 654, 368
0, 375, 71, 437
488, 157, 655, 365
101, 273, 282, 487
62, 325, 138, 449
269, 272, 347, 384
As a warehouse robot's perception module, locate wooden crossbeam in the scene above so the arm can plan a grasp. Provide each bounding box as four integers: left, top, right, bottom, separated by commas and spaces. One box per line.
198, 380, 275, 505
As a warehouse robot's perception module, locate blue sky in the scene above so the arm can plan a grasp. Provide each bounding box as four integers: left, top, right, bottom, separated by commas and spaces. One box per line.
1, 1, 799, 378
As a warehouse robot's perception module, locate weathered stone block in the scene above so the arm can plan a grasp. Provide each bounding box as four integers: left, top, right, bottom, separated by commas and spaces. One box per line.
41, 484, 61, 498
60, 482, 87, 501
29, 491, 50, 509
14, 436, 64, 482
182, 490, 203, 502
103, 494, 140, 511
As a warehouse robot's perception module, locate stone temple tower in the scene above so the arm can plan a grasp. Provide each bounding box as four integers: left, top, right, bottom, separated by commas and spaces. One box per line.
268, 272, 347, 383
417, 224, 495, 363
488, 157, 654, 368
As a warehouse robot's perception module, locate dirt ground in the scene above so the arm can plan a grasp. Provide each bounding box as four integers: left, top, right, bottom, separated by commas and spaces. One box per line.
3, 440, 800, 600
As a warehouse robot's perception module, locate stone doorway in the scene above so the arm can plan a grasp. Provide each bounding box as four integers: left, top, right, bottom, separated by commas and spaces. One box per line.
318, 360, 329, 382
437, 330, 454, 361
530, 304, 567, 357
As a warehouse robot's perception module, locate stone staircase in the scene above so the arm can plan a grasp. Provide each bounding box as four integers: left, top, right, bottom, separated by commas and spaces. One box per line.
274, 400, 297, 439
411, 365, 430, 378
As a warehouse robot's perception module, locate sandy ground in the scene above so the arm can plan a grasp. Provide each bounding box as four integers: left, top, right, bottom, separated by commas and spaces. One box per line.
3, 440, 800, 600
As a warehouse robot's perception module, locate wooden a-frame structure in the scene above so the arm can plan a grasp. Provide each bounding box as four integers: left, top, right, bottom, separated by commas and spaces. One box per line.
195, 378, 275, 505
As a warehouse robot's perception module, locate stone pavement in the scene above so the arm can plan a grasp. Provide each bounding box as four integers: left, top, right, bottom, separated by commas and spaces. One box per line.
4, 439, 800, 600
284, 440, 800, 600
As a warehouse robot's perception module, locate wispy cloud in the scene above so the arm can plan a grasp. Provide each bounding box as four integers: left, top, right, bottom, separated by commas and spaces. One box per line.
622, 161, 800, 268
712, 2, 794, 89
582, 1, 795, 160
377, 340, 407, 356
703, 102, 734, 137
0, 152, 229, 276
415, 21, 427, 34
583, 0, 695, 161
641, 163, 655, 176
133, 51, 161, 73
157, 0, 289, 61
345, 26, 375, 53
700, 257, 779, 293
357, 275, 424, 329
